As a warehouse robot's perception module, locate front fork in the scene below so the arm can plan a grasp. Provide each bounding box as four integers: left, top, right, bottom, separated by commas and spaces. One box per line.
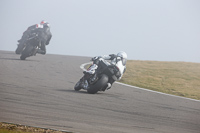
31, 41, 41, 56
81, 73, 97, 90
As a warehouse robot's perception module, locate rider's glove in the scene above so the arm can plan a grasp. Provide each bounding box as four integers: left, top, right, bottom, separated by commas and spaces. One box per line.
109, 54, 117, 60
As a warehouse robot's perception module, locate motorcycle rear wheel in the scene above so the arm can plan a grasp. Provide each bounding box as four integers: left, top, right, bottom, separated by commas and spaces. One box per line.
87, 74, 108, 94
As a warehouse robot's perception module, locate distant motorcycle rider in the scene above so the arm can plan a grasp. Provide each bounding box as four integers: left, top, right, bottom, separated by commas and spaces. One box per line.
84, 51, 127, 90
16, 20, 52, 55
36, 20, 52, 55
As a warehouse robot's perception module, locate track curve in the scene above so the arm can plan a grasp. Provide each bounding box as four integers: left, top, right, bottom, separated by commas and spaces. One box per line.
0, 50, 200, 133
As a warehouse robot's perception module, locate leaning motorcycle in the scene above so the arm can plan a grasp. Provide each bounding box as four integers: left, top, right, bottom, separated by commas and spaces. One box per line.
74, 59, 121, 94
20, 33, 41, 60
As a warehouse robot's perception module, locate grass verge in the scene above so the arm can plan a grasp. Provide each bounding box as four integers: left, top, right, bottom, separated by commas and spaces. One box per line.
120, 60, 200, 100
0, 122, 71, 133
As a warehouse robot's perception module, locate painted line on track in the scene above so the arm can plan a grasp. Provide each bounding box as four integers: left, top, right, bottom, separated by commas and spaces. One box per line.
80, 62, 200, 102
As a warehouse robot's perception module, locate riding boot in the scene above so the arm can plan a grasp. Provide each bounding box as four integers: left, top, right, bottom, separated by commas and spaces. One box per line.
106, 83, 112, 90
37, 49, 45, 55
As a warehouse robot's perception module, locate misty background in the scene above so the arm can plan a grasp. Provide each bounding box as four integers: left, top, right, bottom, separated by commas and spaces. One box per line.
0, 0, 200, 63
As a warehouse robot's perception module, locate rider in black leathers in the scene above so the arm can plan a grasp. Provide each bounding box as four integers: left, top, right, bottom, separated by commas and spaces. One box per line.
35, 21, 52, 55
16, 20, 52, 55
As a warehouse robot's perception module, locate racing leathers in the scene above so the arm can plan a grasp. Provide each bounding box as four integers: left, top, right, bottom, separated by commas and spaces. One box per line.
35, 25, 52, 54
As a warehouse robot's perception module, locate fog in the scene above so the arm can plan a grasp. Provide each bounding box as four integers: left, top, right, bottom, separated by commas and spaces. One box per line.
0, 0, 200, 62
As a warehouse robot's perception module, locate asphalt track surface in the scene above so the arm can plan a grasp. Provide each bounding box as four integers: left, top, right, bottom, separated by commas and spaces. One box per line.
0, 50, 200, 133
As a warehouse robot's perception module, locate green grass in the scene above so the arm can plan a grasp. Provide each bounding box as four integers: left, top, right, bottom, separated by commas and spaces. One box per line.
0, 123, 67, 133
120, 60, 200, 100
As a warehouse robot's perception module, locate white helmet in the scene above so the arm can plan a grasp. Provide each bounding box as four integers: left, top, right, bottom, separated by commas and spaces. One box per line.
117, 51, 127, 59
117, 51, 127, 66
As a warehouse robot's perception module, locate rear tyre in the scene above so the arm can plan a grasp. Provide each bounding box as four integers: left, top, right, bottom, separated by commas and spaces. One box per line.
87, 74, 108, 94
20, 45, 34, 60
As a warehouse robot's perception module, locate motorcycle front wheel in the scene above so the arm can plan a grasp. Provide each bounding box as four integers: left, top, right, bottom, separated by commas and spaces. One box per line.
15, 44, 25, 54
74, 80, 82, 91
20, 45, 34, 60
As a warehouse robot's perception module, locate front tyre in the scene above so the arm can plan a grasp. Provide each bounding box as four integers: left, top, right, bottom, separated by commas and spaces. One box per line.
74, 80, 82, 91
15, 44, 25, 54
20, 45, 34, 60
87, 74, 108, 94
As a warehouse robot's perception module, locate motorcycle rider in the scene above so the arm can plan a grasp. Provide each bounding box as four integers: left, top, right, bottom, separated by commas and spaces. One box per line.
16, 20, 52, 55
35, 21, 52, 55
84, 51, 127, 90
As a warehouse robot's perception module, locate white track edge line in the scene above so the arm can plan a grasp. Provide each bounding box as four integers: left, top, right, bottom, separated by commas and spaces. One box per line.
80, 62, 200, 102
